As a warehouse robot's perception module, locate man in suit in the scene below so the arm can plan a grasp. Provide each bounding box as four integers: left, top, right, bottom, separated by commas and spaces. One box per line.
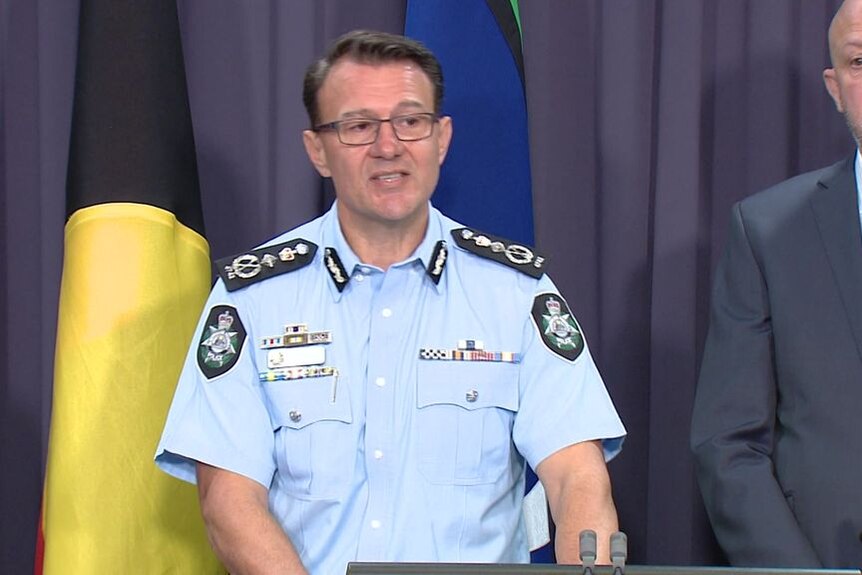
691, 0, 862, 567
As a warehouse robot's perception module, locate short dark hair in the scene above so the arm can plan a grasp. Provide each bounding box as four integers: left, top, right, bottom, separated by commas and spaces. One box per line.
302, 30, 444, 127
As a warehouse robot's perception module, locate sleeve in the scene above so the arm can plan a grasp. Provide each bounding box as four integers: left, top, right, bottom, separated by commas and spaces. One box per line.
690, 202, 821, 567
512, 274, 626, 470
154, 280, 278, 489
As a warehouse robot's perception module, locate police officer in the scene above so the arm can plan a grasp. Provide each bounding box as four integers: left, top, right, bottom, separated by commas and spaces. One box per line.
156, 30, 625, 575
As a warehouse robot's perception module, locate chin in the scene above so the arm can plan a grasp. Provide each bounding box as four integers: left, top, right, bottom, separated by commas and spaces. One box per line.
374, 196, 427, 220
376, 208, 423, 224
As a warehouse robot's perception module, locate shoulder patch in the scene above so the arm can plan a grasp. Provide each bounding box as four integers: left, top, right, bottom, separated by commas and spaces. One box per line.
216, 239, 317, 292
531, 292, 584, 362
197, 305, 247, 379
451, 228, 545, 278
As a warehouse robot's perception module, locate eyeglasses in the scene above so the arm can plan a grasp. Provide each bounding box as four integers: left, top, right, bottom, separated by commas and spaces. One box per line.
313, 112, 438, 146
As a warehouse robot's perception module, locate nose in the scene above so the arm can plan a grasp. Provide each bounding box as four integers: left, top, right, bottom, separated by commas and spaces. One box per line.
370, 120, 403, 158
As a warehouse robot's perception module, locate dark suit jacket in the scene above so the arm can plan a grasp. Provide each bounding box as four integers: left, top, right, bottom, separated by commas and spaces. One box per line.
692, 156, 862, 568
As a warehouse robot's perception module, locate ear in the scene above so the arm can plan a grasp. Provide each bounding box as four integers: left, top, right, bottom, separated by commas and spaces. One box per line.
824, 68, 845, 113
436, 116, 453, 165
302, 130, 332, 177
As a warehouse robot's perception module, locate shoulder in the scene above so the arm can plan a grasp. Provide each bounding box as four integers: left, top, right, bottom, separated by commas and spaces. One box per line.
214, 216, 327, 292
738, 156, 852, 221
215, 238, 318, 292
448, 226, 547, 279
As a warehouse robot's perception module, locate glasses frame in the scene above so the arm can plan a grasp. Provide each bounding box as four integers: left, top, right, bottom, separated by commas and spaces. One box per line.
313, 112, 439, 146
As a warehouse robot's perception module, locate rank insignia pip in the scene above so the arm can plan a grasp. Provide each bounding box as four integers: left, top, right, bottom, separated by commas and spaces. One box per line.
531, 293, 584, 362
451, 228, 545, 278
198, 305, 247, 379
216, 239, 317, 292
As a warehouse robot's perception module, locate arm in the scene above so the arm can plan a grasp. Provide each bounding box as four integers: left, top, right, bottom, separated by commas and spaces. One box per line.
536, 440, 618, 565
690, 202, 820, 567
196, 462, 307, 575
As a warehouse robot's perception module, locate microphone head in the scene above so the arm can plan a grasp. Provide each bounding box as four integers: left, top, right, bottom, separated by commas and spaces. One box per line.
610, 531, 628, 565
579, 529, 597, 566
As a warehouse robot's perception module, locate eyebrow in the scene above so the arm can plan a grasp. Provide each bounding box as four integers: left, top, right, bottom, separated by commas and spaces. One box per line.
339, 101, 427, 119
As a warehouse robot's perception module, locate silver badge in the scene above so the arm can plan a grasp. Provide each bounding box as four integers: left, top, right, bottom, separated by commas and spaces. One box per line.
504, 244, 534, 265
325, 249, 347, 284
226, 254, 262, 279
432, 243, 447, 276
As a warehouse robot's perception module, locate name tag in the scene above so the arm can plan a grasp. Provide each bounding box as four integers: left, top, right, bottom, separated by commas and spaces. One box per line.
267, 345, 326, 368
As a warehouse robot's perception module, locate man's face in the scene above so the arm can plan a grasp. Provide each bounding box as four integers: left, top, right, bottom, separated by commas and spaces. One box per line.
825, 0, 862, 146
303, 59, 452, 234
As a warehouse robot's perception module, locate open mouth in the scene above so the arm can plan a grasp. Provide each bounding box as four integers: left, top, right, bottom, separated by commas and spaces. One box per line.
371, 171, 408, 184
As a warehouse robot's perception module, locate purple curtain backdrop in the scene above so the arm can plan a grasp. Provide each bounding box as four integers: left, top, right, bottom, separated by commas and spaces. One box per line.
1, 0, 849, 572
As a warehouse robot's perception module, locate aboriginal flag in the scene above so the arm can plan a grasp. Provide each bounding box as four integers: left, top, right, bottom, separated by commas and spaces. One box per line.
405, 0, 550, 563
37, 0, 223, 572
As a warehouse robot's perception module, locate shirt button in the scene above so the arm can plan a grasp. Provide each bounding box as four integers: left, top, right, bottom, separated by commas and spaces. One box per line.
373, 449, 384, 460
288, 410, 302, 422
370, 519, 382, 529
381, 308, 392, 318
354, 273, 365, 282
465, 389, 479, 402
375, 377, 386, 387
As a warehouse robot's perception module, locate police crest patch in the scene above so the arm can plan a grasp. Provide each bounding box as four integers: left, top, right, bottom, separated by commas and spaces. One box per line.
197, 305, 247, 379
531, 293, 583, 362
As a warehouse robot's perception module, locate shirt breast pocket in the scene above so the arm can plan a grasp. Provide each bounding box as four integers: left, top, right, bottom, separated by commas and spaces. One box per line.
416, 362, 519, 485
263, 376, 355, 500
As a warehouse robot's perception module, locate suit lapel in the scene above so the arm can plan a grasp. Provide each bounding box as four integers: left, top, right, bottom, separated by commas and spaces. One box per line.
810, 156, 862, 363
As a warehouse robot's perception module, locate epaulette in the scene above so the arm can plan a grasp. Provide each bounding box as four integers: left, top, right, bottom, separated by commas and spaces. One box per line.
450, 227, 546, 278
216, 238, 318, 292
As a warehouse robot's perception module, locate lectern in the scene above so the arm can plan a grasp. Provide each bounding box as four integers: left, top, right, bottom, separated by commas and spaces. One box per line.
346, 563, 861, 575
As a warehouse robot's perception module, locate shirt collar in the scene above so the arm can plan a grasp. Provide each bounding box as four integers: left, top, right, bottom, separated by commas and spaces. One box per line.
321, 202, 449, 300
855, 149, 862, 230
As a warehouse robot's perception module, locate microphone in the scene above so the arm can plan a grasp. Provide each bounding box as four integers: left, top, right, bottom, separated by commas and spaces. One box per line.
610, 531, 628, 575
579, 529, 597, 575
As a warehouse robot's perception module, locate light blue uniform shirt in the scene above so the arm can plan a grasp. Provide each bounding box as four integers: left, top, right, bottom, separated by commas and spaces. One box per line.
156, 203, 625, 575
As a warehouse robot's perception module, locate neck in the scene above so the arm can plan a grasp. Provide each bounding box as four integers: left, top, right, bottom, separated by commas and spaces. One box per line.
337, 210, 429, 270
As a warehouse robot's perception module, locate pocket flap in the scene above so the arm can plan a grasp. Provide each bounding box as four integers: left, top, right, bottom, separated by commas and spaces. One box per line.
262, 376, 352, 429
417, 362, 519, 411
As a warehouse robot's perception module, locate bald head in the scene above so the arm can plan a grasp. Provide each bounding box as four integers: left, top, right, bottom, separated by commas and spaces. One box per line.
824, 0, 862, 148
829, 0, 862, 65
